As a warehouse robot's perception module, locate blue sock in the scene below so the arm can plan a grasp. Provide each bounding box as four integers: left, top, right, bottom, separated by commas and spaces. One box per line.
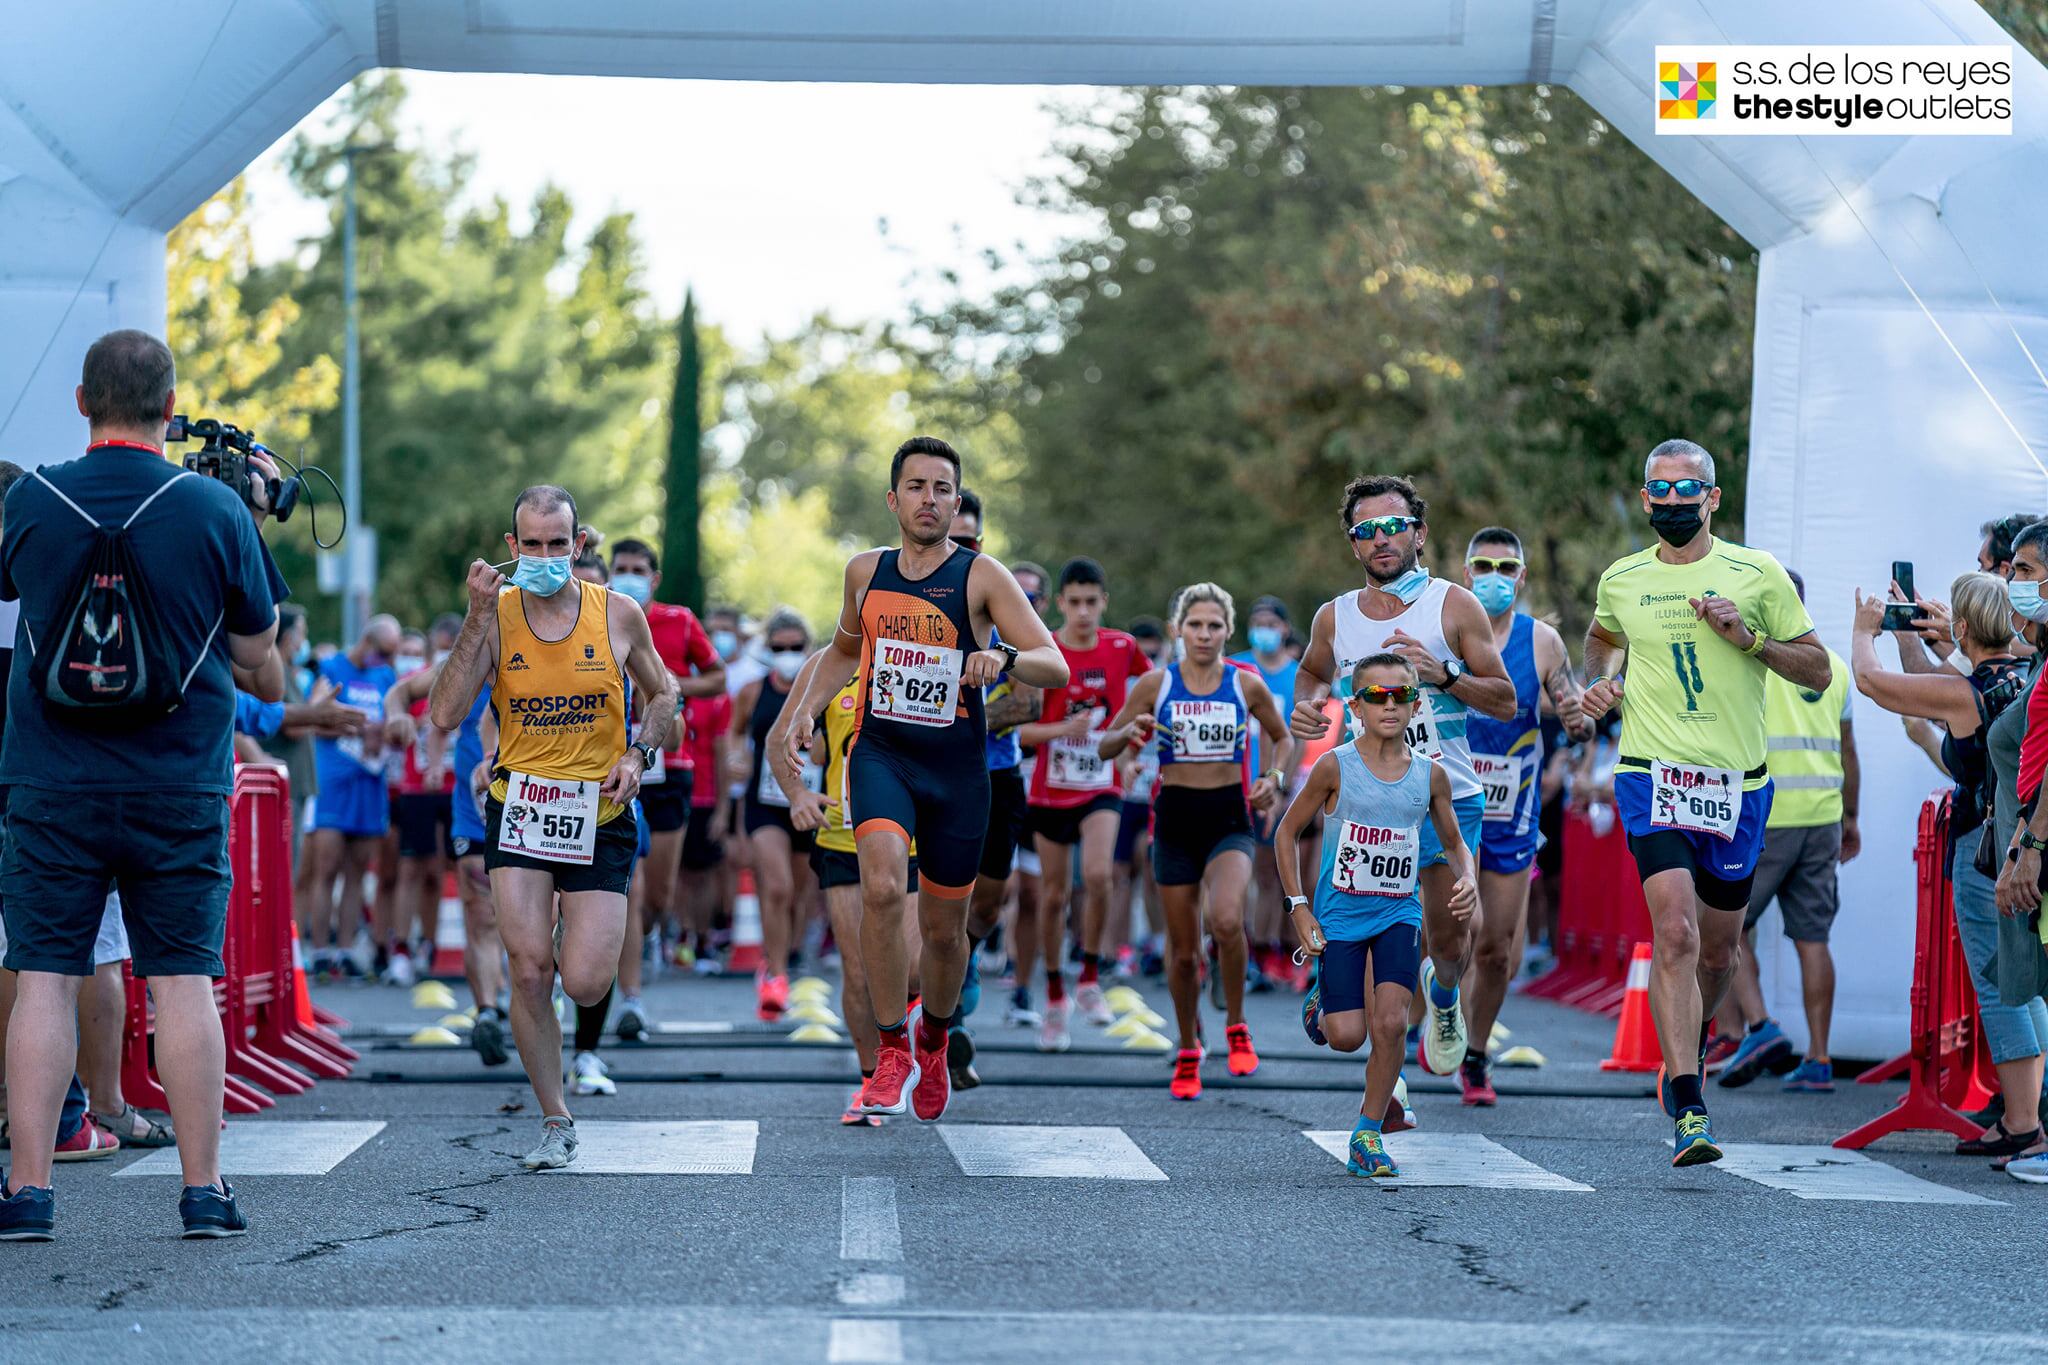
1428, 969, 1458, 1009
1352, 1114, 1384, 1135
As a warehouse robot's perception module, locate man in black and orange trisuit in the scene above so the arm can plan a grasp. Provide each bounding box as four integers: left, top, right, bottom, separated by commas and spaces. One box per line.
774, 437, 1066, 1124
429, 485, 682, 1170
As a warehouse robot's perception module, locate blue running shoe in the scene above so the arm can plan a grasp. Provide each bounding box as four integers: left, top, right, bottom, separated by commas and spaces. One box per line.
179, 1181, 249, 1239
0, 1181, 54, 1242
1782, 1058, 1834, 1093
1346, 1124, 1398, 1178
1717, 1019, 1794, 1089
1672, 1110, 1722, 1168
958, 947, 982, 1020
2007, 1150, 2048, 1184
1301, 960, 1327, 1046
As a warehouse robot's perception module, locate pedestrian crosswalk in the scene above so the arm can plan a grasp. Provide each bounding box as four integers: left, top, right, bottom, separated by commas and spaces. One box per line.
92, 1117, 2014, 1204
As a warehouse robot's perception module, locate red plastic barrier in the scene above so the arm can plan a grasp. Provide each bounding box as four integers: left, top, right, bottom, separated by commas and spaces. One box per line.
121, 766, 356, 1115
1525, 808, 1652, 1017
1835, 792, 1996, 1149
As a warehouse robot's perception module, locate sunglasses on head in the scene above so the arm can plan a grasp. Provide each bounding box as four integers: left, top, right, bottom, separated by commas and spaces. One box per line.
1467, 556, 1522, 575
1349, 514, 1420, 542
1356, 684, 1420, 706
1644, 479, 1713, 500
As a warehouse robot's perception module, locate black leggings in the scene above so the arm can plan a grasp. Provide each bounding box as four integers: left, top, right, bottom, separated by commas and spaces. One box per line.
574, 983, 614, 1053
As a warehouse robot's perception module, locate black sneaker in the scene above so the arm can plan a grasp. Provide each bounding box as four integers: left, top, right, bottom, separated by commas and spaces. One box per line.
0, 1181, 54, 1242
472, 1008, 510, 1068
948, 1026, 980, 1091
179, 1181, 249, 1239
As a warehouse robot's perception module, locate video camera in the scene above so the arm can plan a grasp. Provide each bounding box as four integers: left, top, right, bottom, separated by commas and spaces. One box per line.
166, 415, 300, 521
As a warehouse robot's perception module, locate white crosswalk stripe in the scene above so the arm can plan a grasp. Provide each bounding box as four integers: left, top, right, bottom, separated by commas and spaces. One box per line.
1710, 1143, 2006, 1205
538, 1120, 758, 1175
1303, 1130, 1594, 1191
937, 1123, 1168, 1180
116, 1120, 386, 1177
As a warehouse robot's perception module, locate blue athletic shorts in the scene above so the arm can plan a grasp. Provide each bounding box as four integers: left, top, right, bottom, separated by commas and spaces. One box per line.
1479, 824, 1539, 876
1419, 791, 1485, 869
309, 770, 390, 838
634, 801, 652, 862
451, 779, 486, 848
1614, 770, 1773, 911
1318, 921, 1422, 1015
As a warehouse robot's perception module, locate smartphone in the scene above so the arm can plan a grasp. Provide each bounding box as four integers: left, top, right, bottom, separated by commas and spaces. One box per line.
1881, 602, 1919, 632
1892, 560, 1916, 603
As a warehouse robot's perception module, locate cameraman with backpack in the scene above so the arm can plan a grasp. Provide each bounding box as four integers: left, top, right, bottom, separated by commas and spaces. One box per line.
0, 329, 288, 1242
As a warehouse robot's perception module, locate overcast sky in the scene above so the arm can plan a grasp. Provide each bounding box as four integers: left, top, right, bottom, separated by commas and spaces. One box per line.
243, 72, 1087, 342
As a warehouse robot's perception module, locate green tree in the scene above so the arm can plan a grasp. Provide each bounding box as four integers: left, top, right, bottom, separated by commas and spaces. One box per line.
659, 289, 706, 610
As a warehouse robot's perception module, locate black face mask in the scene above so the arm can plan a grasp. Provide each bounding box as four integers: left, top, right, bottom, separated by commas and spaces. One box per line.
1648, 503, 1705, 547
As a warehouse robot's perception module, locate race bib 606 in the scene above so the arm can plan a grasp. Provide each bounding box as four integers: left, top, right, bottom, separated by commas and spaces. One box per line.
1331, 821, 1419, 898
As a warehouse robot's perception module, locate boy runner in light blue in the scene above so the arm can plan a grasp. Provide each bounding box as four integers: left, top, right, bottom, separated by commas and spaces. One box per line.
1277, 652, 1479, 1178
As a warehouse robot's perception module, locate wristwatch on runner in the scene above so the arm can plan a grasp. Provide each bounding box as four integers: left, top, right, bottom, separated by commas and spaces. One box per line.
1441, 658, 1466, 689
1743, 628, 1771, 657
632, 742, 658, 771
994, 640, 1019, 671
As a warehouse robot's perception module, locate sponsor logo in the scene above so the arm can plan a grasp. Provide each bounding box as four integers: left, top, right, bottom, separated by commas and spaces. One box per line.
1658, 60, 1717, 120
506, 652, 529, 671
584, 645, 596, 660
1638, 592, 1689, 607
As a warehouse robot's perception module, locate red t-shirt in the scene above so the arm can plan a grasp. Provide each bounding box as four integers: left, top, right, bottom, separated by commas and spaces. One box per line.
2019, 670, 2048, 805
647, 602, 721, 760
685, 692, 732, 808
397, 695, 455, 796
1029, 628, 1152, 809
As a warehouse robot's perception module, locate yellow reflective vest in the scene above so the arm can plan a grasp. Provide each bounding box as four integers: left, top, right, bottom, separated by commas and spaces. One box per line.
1762, 648, 1851, 829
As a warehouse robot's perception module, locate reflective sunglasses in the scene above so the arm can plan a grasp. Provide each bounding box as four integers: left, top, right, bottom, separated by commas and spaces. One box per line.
1467, 556, 1523, 575
1349, 514, 1421, 542
1356, 684, 1420, 706
1643, 479, 1713, 500
950, 534, 981, 552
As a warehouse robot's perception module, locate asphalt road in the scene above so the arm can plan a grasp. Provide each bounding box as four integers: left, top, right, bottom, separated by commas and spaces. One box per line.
5, 964, 2046, 1364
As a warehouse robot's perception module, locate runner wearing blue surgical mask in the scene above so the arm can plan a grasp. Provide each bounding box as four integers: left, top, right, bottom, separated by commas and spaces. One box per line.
1229, 595, 1302, 988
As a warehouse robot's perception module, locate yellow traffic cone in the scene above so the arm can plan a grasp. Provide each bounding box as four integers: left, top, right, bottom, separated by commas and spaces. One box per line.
1496, 1045, 1545, 1068
407, 1026, 462, 1047
789, 1023, 842, 1044
411, 981, 458, 1012
1122, 1027, 1173, 1052
438, 1013, 474, 1033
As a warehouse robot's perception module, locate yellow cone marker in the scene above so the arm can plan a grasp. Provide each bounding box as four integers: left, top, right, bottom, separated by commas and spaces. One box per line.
786, 1002, 844, 1027
1496, 1044, 1545, 1068
1122, 1027, 1173, 1052
1105, 1015, 1148, 1039
407, 1026, 462, 1047
1128, 1007, 1167, 1030
438, 1013, 474, 1033
1103, 986, 1143, 1013
789, 1023, 843, 1044
411, 982, 458, 1012
1489, 1021, 1512, 1045
790, 976, 832, 997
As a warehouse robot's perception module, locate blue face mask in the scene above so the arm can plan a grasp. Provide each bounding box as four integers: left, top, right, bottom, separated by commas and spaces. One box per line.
1471, 573, 1517, 617
2008, 578, 2048, 624
1248, 625, 1285, 656
512, 553, 573, 598
611, 572, 653, 607
293, 640, 312, 667
1382, 566, 1431, 605
711, 629, 739, 661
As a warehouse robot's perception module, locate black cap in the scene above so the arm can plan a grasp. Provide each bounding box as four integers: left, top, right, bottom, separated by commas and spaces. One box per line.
1250, 595, 1291, 624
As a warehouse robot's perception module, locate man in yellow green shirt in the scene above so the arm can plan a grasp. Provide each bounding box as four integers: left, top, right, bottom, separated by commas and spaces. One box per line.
1581, 439, 1832, 1168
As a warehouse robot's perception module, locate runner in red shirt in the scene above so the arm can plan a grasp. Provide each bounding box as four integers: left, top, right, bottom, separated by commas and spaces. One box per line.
681, 690, 735, 972
379, 622, 459, 988
1016, 557, 1151, 1050
609, 539, 727, 1018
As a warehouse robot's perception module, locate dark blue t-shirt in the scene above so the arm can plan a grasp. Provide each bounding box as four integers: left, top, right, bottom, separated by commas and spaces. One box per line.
0, 444, 287, 794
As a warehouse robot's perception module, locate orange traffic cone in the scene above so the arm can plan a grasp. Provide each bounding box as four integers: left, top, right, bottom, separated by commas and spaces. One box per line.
1599, 942, 1660, 1072
726, 869, 764, 974
290, 921, 319, 1029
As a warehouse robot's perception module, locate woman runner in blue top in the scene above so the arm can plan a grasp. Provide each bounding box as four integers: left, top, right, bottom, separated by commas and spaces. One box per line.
1275, 652, 1477, 1177
1100, 584, 1293, 1100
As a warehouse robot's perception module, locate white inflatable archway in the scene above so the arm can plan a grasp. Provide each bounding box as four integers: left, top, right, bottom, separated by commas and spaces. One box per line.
5, 0, 2048, 1056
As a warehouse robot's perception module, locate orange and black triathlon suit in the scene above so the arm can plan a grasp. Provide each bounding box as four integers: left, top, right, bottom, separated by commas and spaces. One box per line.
850, 545, 989, 898
483, 577, 636, 895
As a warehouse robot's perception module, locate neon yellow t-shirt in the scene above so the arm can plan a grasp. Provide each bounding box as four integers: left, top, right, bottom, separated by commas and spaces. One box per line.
1592, 538, 1816, 792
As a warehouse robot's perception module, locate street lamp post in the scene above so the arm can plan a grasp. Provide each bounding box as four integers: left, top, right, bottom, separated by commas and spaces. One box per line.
341, 144, 367, 643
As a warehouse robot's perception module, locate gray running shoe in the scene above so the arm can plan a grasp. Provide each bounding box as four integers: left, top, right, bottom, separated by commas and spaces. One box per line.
521, 1116, 578, 1170
472, 1008, 510, 1068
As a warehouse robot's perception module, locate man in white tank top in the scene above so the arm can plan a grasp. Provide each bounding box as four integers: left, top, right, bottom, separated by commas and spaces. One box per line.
1291, 475, 1516, 1085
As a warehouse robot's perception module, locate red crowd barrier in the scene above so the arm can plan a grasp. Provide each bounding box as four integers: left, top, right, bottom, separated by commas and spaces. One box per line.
1835, 791, 1997, 1149
122, 766, 357, 1116
1524, 808, 1651, 1017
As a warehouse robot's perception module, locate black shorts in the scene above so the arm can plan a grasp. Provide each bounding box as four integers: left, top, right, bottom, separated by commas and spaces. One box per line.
682, 802, 724, 871
639, 768, 695, 833
811, 845, 920, 892
395, 791, 456, 860
0, 787, 231, 978
1150, 785, 1255, 887
743, 799, 816, 853
1535, 790, 1564, 878
1027, 792, 1122, 848
1114, 798, 1152, 865
848, 742, 989, 897
483, 795, 636, 896
979, 768, 1030, 881
1318, 922, 1422, 1014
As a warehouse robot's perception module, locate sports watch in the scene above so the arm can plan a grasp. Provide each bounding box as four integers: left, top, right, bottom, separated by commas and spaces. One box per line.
994, 640, 1019, 671
632, 742, 659, 771
1441, 658, 1467, 689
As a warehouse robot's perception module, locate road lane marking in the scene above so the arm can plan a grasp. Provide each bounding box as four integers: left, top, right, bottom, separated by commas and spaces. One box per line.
840, 1176, 903, 1260
1712, 1144, 2003, 1205
827, 1319, 903, 1363
536, 1120, 757, 1175
116, 1121, 386, 1177
1302, 1131, 1593, 1191
938, 1124, 1168, 1180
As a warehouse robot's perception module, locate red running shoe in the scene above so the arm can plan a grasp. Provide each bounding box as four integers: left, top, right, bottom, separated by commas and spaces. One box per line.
911, 1032, 951, 1122
757, 973, 789, 1022
1169, 1048, 1203, 1101
1225, 1023, 1260, 1077
859, 1044, 919, 1116
1458, 1055, 1498, 1107
841, 1088, 881, 1127
1702, 1033, 1740, 1076
52, 1121, 120, 1162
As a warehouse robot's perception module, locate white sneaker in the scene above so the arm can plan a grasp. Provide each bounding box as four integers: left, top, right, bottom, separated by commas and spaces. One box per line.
1037, 997, 1072, 1053
1075, 981, 1114, 1027
1419, 960, 1469, 1076
1004, 995, 1042, 1028
571, 1051, 616, 1096
616, 998, 648, 1043
381, 954, 416, 988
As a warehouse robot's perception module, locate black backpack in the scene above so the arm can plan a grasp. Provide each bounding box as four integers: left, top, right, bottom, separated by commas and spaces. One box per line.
27, 468, 215, 721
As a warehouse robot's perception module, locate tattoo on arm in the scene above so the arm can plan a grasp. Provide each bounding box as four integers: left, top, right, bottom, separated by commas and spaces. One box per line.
985, 684, 1042, 732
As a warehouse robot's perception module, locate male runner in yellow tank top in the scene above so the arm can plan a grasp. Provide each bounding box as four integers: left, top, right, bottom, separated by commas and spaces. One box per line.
429, 485, 684, 1169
